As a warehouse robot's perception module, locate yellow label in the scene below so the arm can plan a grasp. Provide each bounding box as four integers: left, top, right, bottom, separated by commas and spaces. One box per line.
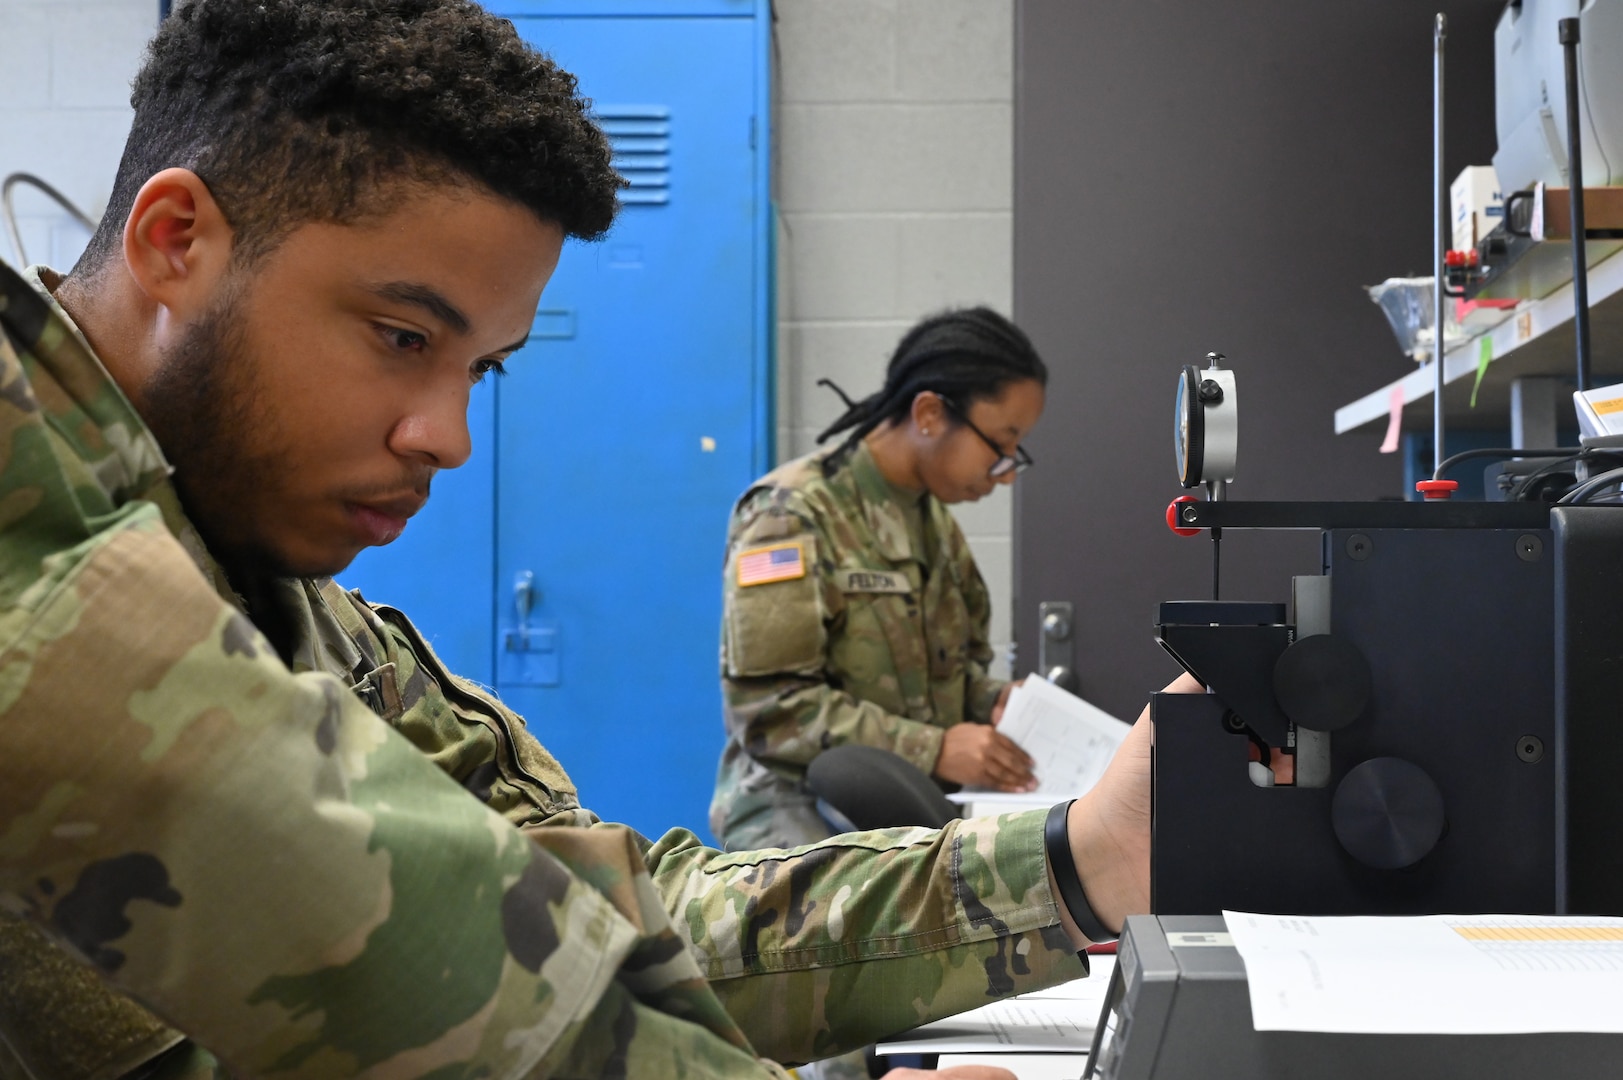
1592, 396, 1623, 416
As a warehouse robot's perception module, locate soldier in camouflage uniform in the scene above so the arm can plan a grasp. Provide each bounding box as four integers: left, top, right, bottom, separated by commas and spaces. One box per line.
0, 4, 1158, 1079
713, 309, 1048, 855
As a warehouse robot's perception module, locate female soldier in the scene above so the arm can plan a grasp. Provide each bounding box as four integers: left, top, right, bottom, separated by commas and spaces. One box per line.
711, 306, 1048, 853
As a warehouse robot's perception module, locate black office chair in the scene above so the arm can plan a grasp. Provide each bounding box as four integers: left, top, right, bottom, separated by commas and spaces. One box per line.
805, 744, 960, 833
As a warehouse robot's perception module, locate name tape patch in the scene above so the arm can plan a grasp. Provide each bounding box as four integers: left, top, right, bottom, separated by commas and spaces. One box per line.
836, 569, 911, 594
737, 542, 806, 587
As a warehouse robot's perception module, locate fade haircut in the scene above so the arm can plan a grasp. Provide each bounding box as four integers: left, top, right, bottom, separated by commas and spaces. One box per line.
73, 0, 622, 274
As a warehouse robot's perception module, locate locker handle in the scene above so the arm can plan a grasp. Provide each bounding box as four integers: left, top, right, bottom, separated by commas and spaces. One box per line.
506, 571, 547, 653
514, 570, 537, 621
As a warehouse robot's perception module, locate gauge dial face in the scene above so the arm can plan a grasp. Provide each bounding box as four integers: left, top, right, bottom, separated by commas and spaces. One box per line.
1176, 364, 1203, 488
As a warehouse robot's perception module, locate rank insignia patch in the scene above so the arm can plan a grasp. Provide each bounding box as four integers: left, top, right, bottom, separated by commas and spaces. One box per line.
737, 542, 806, 587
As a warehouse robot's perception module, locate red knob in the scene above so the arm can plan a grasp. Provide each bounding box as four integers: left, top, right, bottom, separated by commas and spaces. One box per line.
1415, 479, 1459, 500
1167, 495, 1202, 536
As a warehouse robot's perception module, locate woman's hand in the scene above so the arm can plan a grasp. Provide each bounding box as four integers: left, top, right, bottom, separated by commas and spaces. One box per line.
934, 722, 1036, 791
990, 677, 1026, 725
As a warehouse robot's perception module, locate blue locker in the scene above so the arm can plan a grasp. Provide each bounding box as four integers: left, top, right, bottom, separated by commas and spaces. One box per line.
340, 2, 771, 843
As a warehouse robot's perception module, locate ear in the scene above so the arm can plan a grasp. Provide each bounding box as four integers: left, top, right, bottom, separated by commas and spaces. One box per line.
122, 168, 235, 322
910, 390, 948, 435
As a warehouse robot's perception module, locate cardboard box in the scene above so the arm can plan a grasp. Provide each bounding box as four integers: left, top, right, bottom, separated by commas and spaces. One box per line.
1452, 165, 1504, 252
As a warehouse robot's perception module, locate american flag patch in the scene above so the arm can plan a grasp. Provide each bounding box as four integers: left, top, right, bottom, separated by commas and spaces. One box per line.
737, 542, 806, 587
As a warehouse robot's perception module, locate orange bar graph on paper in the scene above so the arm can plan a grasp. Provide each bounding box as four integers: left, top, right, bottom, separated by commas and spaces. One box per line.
1454, 926, 1623, 942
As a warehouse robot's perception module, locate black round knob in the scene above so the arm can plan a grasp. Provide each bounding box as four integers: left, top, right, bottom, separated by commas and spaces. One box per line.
1197, 379, 1225, 405
1332, 757, 1446, 870
1273, 634, 1372, 732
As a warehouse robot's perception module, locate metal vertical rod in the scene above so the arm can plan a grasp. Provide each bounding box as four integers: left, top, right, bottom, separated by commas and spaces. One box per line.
1433, 13, 1447, 474
1560, 17, 1593, 392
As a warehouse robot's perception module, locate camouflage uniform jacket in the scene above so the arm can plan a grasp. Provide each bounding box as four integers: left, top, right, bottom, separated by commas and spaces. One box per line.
711, 442, 1006, 848
0, 261, 1084, 1080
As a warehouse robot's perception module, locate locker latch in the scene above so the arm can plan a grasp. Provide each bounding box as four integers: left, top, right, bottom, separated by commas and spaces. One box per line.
502, 570, 560, 686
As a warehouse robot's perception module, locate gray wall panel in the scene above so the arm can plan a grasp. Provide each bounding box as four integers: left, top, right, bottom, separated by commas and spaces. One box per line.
1014, 0, 1502, 718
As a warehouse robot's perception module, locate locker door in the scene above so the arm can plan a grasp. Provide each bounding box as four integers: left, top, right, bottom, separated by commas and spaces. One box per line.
498, 15, 764, 840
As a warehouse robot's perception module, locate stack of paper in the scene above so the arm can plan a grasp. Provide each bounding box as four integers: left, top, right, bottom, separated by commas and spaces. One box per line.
875, 957, 1114, 1055
1224, 911, 1623, 1034
955, 677, 1132, 801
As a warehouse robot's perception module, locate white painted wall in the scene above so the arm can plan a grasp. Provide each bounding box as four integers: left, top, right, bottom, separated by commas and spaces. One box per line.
771, 0, 1017, 675
0, 0, 153, 270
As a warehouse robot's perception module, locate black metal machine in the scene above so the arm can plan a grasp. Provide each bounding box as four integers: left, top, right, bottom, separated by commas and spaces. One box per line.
1150, 499, 1623, 918
1115, 20, 1623, 1043
1085, 915, 1623, 1080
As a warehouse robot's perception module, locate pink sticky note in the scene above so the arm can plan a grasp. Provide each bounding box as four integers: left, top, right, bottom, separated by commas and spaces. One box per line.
1379, 384, 1404, 454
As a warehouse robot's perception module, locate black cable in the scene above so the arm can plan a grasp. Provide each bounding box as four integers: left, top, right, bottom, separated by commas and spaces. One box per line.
1508, 454, 1587, 501
1557, 465, 1623, 504
1432, 447, 1578, 483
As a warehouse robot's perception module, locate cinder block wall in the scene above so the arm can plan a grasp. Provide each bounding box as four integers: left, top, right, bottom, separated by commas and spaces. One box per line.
0, 0, 153, 270
772, 0, 1017, 675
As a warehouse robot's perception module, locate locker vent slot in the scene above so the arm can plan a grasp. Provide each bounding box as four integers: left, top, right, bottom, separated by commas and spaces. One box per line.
599, 105, 671, 206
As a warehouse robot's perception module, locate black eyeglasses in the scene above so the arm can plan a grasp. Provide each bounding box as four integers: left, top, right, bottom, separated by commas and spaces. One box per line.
940, 396, 1035, 478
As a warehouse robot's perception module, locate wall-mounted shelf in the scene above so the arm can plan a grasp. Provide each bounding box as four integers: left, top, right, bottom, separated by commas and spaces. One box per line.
1335, 246, 1623, 434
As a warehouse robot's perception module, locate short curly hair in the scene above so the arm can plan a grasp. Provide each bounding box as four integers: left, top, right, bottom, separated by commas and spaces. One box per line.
74, 0, 622, 272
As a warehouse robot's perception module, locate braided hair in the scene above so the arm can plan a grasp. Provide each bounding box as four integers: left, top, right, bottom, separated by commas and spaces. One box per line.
816, 306, 1046, 470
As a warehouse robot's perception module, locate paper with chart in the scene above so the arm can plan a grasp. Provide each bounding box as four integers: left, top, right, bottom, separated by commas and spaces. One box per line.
985, 676, 1131, 797
1224, 911, 1623, 1034
875, 958, 1114, 1054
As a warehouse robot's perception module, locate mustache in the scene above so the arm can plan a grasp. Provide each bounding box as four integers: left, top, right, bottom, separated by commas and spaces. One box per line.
341, 469, 436, 505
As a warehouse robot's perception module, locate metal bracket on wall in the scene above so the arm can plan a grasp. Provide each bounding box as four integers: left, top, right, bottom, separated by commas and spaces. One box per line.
1037, 600, 1077, 691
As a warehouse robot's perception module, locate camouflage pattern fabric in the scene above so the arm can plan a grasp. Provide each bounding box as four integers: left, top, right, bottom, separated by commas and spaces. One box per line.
0, 260, 1085, 1079
712, 442, 1005, 850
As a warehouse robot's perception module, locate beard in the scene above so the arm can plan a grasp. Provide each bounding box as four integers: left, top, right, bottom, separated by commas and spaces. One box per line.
140, 285, 302, 661
141, 283, 291, 573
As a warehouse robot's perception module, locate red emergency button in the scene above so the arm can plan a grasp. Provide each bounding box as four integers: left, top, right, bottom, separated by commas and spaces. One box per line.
1415, 479, 1459, 500
1167, 495, 1201, 536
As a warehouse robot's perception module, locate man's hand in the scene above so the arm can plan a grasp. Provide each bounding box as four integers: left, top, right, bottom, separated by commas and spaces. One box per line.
1047, 671, 1204, 948
990, 677, 1026, 726
888, 1068, 1018, 1080
934, 722, 1036, 791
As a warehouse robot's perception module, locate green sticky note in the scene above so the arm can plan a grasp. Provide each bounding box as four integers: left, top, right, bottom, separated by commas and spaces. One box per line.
1470, 335, 1493, 408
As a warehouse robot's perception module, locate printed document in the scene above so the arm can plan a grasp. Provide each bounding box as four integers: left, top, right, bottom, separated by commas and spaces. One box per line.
876, 958, 1113, 1054
979, 677, 1130, 797
1224, 911, 1623, 1034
